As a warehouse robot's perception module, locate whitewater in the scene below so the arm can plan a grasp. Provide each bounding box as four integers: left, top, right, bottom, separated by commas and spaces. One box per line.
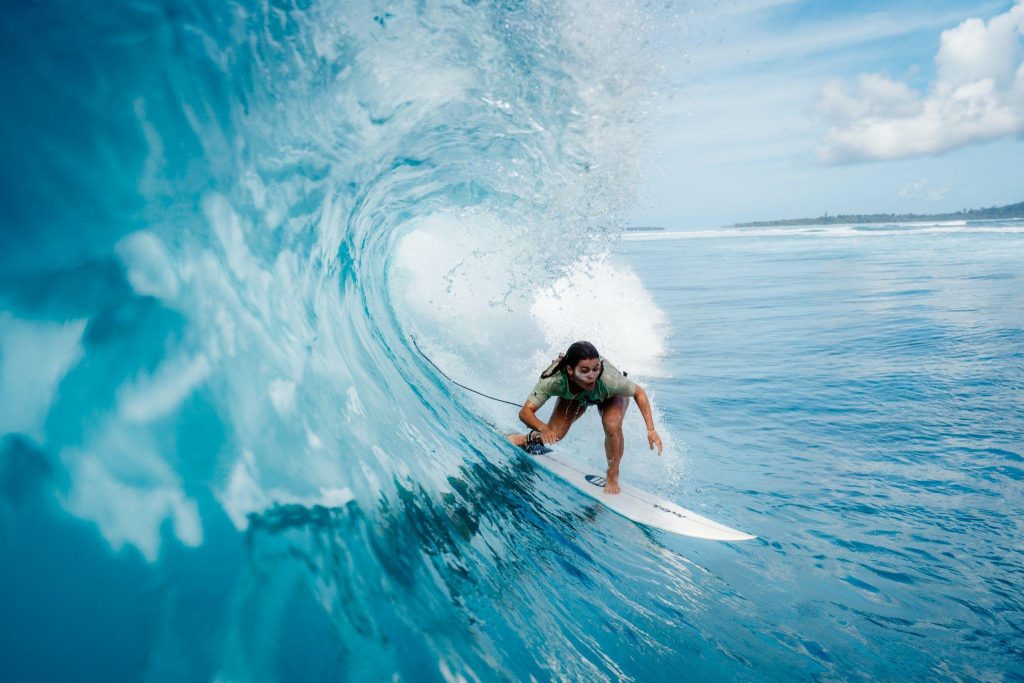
2, 1, 1023, 681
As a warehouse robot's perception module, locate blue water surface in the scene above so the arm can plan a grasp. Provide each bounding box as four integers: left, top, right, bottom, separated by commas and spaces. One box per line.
1, 0, 1023, 680
616, 226, 1024, 681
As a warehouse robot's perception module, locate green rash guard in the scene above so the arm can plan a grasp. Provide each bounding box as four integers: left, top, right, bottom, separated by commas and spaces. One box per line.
526, 359, 636, 409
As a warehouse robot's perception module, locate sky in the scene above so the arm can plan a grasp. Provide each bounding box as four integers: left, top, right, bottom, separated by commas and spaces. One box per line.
629, 0, 1024, 229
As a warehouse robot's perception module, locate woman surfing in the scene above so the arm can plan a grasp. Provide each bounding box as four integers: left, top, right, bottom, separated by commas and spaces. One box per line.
508, 341, 663, 494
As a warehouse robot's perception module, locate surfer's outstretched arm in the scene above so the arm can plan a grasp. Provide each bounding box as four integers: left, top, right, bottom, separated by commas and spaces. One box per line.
507, 403, 549, 447
633, 386, 663, 455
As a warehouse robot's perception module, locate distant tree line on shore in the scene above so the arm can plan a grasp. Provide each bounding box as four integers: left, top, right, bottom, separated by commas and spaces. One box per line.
730, 200, 1024, 227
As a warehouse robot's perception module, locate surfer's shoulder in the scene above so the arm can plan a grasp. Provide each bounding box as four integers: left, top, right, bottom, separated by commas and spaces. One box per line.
601, 357, 621, 373
526, 369, 564, 407
599, 358, 636, 395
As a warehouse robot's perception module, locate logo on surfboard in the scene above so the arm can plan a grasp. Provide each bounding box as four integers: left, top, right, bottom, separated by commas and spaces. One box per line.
653, 503, 690, 520
585, 475, 689, 520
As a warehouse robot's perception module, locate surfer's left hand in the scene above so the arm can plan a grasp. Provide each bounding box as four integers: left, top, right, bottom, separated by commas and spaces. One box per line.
648, 430, 663, 456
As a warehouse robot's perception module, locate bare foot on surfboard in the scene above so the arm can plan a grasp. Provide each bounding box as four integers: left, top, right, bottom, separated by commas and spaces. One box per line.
604, 477, 621, 494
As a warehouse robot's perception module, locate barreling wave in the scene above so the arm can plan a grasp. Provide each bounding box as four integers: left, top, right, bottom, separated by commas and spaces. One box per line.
0, 1, 697, 680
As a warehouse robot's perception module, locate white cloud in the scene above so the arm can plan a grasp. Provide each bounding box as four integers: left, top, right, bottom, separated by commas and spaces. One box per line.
696, 3, 1007, 76
819, 73, 923, 123
936, 7, 1024, 86
898, 178, 950, 201
818, 1, 1024, 163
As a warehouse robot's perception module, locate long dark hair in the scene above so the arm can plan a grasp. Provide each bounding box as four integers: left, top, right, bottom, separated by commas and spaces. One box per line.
541, 341, 600, 378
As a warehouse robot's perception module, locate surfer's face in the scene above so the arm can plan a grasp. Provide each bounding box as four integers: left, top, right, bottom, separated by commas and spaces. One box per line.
569, 359, 601, 389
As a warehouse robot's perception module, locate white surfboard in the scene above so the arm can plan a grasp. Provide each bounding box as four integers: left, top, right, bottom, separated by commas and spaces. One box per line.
529, 448, 755, 542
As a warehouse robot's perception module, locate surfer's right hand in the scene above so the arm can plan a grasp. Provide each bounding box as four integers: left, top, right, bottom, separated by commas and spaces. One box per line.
540, 427, 559, 444
648, 429, 663, 456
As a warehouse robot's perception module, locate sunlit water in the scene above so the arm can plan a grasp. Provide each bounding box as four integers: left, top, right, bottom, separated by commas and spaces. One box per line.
1, 0, 1022, 680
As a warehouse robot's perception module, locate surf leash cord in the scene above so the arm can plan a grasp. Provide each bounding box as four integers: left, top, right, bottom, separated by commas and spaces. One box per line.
411, 337, 522, 408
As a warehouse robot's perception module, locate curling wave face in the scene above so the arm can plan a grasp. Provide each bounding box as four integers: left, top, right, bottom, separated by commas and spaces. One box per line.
0, 1, 697, 680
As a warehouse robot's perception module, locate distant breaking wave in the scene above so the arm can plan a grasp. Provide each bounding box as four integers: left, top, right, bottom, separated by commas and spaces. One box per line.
623, 218, 1024, 240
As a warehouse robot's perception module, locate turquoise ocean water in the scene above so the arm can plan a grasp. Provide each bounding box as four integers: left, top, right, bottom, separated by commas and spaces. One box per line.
1, 0, 1022, 680
616, 221, 1024, 681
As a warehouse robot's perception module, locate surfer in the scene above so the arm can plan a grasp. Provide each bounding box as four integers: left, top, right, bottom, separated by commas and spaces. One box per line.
508, 341, 663, 494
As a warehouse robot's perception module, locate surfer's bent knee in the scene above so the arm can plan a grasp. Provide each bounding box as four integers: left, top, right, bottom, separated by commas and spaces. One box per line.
600, 406, 625, 435
602, 420, 623, 437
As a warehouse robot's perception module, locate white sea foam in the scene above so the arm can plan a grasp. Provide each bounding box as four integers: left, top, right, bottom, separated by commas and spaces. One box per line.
221, 449, 355, 529
530, 256, 668, 378
0, 314, 87, 441
392, 215, 670, 434
115, 231, 179, 301
268, 379, 297, 415
62, 423, 203, 561
118, 353, 212, 423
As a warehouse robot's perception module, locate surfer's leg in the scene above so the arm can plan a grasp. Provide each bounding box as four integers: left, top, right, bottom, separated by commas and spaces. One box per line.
508, 398, 586, 448
599, 396, 630, 494
546, 397, 586, 442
